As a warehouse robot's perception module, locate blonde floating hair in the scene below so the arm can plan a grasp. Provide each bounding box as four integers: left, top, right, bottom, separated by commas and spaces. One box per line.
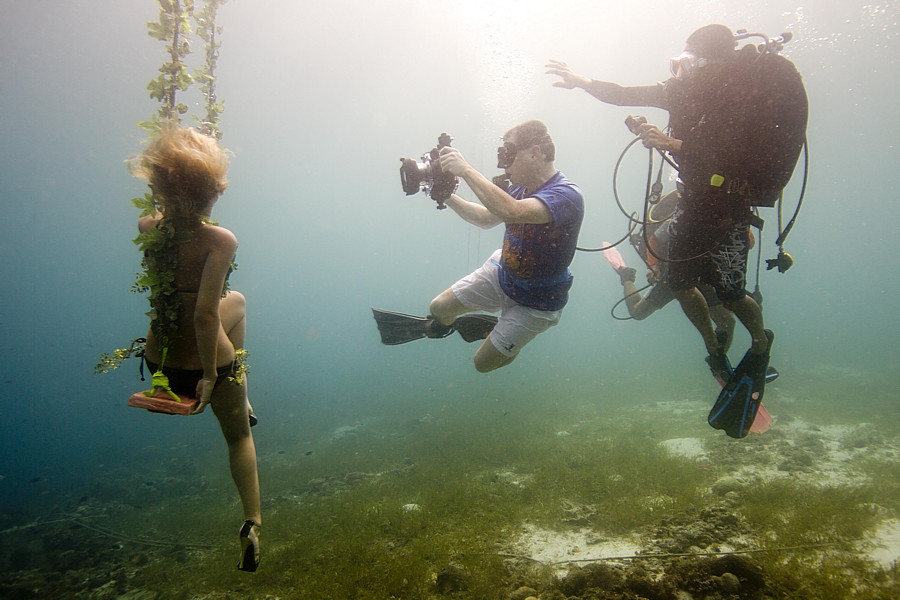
129, 121, 229, 218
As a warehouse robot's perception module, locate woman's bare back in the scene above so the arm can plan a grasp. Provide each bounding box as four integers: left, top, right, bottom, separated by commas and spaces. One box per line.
139, 216, 238, 370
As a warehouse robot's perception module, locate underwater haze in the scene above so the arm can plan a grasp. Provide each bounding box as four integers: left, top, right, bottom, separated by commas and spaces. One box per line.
1, 0, 898, 598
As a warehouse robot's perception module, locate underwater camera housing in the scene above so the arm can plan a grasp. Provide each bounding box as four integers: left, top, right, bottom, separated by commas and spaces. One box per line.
399, 133, 459, 209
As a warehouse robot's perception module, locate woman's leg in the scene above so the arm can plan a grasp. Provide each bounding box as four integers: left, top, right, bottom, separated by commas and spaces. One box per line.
210, 379, 260, 524
220, 291, 246, 348
214, 291, 261, 524
220, 291, 256, 421
211, 377, 261, 570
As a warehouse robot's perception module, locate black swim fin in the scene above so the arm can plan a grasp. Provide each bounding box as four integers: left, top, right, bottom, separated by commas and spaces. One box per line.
708, 329, 774, 439
454, 313, 498, 343
372, 308, 497, 345
372, 308, 437, 345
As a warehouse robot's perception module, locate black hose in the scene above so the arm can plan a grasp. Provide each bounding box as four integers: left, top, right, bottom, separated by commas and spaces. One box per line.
610, 283, 653, 321
775, 138, 808, 247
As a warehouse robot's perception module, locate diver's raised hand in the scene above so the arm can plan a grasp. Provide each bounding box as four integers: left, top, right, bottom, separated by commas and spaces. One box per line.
545, 59, 591, 89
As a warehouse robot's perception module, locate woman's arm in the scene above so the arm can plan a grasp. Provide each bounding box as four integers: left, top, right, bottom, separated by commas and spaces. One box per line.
193, 226, 238, 410
138, 213, 162, 233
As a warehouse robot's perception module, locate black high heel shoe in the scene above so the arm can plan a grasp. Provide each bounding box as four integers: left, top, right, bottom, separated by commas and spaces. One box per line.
237, 519, 260, 572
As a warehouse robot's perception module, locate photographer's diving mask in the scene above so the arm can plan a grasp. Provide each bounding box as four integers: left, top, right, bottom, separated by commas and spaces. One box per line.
669, 51, 708, 80
497, 141, 521, 170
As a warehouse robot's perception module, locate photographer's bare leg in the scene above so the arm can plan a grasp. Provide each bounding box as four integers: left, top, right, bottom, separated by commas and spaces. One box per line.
429, 288, 512, 372
472, 338, 515, 372
429, 288, 471, 326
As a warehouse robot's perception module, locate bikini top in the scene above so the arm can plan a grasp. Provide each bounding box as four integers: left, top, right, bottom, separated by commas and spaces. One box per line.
147, 220, 235, 296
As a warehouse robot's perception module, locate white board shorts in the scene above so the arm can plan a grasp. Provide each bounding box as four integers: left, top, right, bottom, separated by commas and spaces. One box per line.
451, 249, 562, 357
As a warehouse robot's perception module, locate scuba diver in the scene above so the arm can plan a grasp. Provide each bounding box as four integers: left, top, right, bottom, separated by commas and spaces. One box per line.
604, 191, 735, 346
374, 120, 584, 372
602, 191, 779, 434
547, 24, 808, 437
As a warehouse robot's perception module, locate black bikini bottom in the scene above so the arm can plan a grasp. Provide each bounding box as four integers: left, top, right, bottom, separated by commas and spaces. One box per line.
144, 360, 235, 397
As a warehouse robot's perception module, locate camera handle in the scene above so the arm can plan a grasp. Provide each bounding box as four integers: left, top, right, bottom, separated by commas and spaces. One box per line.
429, 133, 459, 209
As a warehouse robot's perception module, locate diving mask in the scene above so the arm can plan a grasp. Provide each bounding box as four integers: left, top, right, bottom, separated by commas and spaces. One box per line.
497, 141, 521, 170
669, 51, 708, 80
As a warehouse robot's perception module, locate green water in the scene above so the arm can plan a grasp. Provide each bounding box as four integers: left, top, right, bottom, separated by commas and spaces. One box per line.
1, 0, 898, 597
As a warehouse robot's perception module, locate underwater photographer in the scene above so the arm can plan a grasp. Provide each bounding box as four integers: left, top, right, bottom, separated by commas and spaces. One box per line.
547, 24, 808, 437
373, 120, 584, 373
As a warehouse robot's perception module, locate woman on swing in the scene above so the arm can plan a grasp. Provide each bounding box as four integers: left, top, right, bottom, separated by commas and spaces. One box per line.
130, 122, 261, 572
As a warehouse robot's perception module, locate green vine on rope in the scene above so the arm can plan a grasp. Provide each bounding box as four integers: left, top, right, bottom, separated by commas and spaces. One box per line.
138, 0, 228, 135
96, 0, 231, 377
194, 0, 227, 139
136, 0, 230, 362
141, 0, 195, 130
95, 338, 146, 375
132, 218, 182, 350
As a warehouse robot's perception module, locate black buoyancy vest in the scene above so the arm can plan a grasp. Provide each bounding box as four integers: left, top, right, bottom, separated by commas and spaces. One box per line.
666, 47, 808, 208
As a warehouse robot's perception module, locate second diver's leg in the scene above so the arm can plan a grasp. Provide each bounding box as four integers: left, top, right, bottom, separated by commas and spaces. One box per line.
717, 221, 766, 354
626, 279, 670, 321
623, 280, 658, 321
709, 304, 736, 353
674, 286, 732, 382
673, 287, 719, 355
723, 294, 767, 354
